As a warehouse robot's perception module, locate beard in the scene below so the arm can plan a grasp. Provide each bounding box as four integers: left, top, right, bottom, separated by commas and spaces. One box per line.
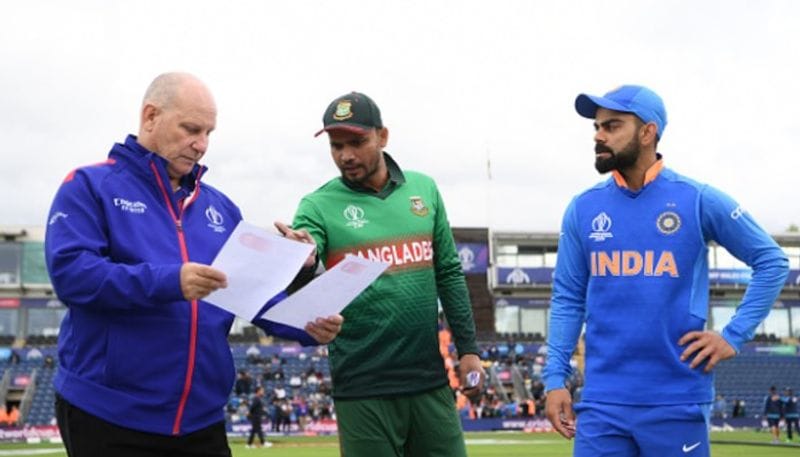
594, 137, 641, 174
338, 156, 381, 187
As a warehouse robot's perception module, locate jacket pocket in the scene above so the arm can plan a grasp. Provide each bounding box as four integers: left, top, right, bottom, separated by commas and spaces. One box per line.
104, 315, 187, 398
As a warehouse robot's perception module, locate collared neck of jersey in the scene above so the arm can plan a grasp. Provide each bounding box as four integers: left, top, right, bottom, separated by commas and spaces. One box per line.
340, 152, 405, 199
611, 153, 664, 190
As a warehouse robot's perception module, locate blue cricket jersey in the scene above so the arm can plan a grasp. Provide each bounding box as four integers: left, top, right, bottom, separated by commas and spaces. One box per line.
544, 160, 788, 405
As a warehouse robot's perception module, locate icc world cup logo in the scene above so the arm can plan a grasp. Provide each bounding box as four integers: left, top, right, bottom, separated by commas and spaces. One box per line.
343, 205, 368, 229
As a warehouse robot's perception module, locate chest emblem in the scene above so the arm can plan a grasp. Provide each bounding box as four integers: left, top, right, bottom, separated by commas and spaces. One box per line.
409, 196, 429, 217
344, 204, 369, 229
656, 211, 681, 235
205, 205, 227, 233
589, 212, 613, 241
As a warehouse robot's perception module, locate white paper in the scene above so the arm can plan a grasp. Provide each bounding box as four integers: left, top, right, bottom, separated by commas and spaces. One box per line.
204, 221, 314, 321
260, 255, 389, 329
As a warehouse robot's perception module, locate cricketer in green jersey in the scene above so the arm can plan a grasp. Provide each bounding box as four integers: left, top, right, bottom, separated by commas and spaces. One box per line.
291, 92, 484, 457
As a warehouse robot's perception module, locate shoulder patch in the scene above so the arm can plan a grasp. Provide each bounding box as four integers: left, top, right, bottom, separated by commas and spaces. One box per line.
63, 158, 117, 183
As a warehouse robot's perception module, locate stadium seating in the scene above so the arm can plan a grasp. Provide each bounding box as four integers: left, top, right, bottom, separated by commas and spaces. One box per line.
0, 342, 797, 428
713, 353, 800, 418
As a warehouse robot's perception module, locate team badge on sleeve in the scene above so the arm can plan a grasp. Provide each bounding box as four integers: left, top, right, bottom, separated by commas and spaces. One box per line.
656, 211, 681, 235
730, 205, 746, 220
409, 196, 429, 216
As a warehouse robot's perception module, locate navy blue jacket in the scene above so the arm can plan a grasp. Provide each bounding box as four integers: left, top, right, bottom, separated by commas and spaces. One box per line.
45, 135, 313, 436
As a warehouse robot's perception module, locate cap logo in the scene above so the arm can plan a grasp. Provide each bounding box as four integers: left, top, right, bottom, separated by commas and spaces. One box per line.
333, 101, 354, 121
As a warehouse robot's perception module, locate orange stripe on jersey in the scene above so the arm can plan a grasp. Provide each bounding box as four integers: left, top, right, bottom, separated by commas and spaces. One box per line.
612, 159, 664, 189
63, 159, 117, 183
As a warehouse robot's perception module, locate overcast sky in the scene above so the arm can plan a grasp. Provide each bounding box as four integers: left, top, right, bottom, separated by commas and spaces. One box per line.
2, 1, 798, 234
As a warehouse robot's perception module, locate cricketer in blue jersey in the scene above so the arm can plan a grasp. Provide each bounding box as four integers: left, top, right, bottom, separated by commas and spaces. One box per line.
543, 85, 789, 457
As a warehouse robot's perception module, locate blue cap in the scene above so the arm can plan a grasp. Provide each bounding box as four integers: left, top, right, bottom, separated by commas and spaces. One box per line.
575, 85, 668, 139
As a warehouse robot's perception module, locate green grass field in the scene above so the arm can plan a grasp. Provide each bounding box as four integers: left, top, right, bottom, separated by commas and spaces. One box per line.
2, 431, 798, 456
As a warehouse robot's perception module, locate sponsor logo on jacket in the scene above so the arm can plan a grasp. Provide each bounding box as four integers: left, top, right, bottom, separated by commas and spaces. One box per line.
590, 250, 679, 277
48, 212, 68, 225
113, 198, 147, 214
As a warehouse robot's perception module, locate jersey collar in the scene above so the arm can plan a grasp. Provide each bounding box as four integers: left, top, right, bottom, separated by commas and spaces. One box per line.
341, 152, 405, 199
611, 153, 664, 189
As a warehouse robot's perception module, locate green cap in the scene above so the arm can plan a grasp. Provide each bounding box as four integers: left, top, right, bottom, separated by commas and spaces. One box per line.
314, 92, 383, 137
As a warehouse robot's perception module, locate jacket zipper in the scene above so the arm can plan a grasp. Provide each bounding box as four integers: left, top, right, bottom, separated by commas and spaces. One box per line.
150, 162, 198, 436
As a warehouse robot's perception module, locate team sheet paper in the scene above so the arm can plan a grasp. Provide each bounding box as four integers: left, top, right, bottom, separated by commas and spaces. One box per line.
205, 221, 314, 321
260, 255, 389, 329
205, 221, 388, 327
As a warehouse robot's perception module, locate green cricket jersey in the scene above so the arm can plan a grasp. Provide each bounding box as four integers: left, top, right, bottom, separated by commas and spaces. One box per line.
292, 153, 479, 398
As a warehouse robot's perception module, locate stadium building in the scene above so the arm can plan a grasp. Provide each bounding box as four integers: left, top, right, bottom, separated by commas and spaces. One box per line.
0, 225, 798, 435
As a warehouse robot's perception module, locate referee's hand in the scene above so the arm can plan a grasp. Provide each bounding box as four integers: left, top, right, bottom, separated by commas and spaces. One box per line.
180, 262, 227, 301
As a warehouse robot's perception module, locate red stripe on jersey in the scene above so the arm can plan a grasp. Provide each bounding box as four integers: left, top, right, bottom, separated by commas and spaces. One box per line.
62, 159, 117, 183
